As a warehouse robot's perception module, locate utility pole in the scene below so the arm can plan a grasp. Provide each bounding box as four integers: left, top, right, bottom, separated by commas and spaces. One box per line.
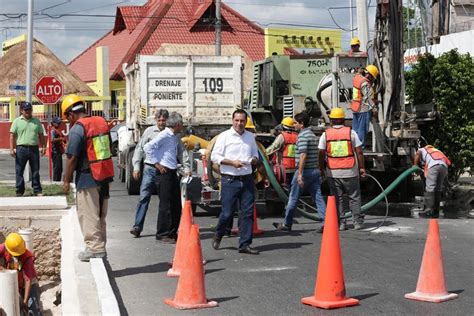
26, 0, 34, 102
350, 0, 354, 38
356, 0, 369, 50
215, 0, 222, 56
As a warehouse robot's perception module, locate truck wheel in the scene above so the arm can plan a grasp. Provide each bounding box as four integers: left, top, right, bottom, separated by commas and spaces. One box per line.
126, 151, 140, 195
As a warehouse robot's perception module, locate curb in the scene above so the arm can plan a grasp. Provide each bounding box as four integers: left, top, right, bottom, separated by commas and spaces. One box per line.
61, 207, 119, 315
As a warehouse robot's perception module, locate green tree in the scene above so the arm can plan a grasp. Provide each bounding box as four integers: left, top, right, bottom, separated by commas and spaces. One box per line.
406, 50, 474, 181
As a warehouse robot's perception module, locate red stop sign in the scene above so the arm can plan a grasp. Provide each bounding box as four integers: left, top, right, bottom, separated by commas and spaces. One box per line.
35, 76, 63, 104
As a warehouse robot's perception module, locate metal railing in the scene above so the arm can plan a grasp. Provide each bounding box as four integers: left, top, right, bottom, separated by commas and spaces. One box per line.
0, 96, 126, 122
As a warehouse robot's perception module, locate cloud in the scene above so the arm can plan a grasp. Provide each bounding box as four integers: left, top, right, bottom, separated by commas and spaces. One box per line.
0, 0, 378, 62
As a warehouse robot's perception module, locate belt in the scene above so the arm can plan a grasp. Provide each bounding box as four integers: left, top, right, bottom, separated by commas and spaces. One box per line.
17, 145, 38, 148
145, 163, 177, 172
221, 173, 252, 181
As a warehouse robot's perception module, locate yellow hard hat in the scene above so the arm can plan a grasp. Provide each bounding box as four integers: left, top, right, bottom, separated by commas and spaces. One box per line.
281, 117, 295, 128
245, 117, 256, 129
366, 64, 379, 78
61, 94, 84, 119
350, 37, 360, 46
329, 107, 345, 119
5, 233, 26, 256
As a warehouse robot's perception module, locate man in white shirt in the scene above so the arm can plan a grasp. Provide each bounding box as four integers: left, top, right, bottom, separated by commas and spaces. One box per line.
211, 109, 260, 255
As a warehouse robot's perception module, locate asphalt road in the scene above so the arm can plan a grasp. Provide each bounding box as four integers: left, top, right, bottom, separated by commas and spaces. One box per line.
1, 154, 473, 315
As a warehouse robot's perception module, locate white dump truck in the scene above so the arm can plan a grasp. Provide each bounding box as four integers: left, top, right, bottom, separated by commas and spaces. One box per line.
118, 55, 243, 194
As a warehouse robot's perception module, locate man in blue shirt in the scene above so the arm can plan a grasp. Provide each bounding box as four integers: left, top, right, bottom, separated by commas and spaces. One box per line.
144, 112, 184, 243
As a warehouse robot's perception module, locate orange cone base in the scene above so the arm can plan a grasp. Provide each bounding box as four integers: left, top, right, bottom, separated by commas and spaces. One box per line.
301, 296, 359, 309
165, 298, 218, 310
167, 268, 180, 278
168, 259, 207, 268
253, 229, 264, 235
405, 291, 458, 303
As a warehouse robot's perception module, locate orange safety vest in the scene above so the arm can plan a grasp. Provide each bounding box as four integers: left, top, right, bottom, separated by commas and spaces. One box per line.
76, 117, 115, 182
351, 73, 369, 112
325, 126, 355, 169
281, 131, 297, 170
3, 249, 34, 291
423, 146, 451, 176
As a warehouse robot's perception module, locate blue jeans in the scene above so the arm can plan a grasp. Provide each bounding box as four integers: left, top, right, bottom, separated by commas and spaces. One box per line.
133, 165, 157, 231
27, 282, 42, 315
216, 175, 255, 248
352, 111, 371, 148
15, 145, 42, 195
284, 169, 326, 226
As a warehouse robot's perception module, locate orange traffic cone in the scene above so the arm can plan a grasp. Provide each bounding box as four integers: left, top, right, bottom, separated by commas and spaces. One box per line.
301, 196, 359, 309
167, 200, 193, 277
252, 205, 264, 235
165, 224, 218, 310
405, 219, 458, 303
230, 205, 264, 235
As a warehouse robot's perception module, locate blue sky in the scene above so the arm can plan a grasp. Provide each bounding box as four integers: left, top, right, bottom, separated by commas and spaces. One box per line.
0, 0, 377, 63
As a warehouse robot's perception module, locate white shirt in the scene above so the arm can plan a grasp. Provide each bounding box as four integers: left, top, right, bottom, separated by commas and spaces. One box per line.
418, 147, 448, 169
144, 128, 178, 170
211, 127, 259, 176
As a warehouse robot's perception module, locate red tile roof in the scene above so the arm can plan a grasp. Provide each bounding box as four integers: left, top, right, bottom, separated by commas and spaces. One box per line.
68, 0, 265, 83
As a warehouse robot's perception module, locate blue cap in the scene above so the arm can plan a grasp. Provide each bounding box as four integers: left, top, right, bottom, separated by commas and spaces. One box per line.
20, 102, 32, 110
52, 116, 61, 124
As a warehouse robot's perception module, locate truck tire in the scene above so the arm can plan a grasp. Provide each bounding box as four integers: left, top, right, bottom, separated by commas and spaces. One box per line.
125, 150, 140, 195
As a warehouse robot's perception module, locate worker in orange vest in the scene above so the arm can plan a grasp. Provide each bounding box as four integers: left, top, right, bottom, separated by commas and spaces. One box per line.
0, 233, 42, 315
348, 37, 368, 57
414, 145, 451, 218
266, 117, 297, 187
61, 94, 114, 262
319, 107, 366, 230
351, 64, 379, 148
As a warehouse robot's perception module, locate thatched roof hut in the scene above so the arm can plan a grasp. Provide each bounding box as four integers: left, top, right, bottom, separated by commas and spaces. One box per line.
0, 39, 96, 97
154, 44, 254, 91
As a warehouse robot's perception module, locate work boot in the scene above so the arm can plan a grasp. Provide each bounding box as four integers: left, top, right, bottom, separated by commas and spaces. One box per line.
212, 235, 222, 250
272, 222, 291, 232
78, 249, 107, 262
339, 221, 347, 231
354, 222, 364, 230
419, 191, 436, 218
433, 191, 442, 218
130, 226, 141, 238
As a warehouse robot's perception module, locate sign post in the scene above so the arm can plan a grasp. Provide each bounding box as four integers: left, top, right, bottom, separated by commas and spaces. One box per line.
35, 76, 63, 181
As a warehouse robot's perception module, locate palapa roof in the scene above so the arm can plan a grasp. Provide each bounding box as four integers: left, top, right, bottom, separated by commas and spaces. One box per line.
69, 0, 265, 83
0, 39, 96, 97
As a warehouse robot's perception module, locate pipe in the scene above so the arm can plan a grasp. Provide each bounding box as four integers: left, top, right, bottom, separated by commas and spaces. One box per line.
315, 80, 332, 113
181, 135, 209, 151
260, 145, 423, 221
18, 228, 34, 255
0, 270, 21, 316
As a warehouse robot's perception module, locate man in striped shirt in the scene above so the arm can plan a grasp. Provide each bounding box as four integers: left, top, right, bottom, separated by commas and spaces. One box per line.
273, 112, 326, 233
